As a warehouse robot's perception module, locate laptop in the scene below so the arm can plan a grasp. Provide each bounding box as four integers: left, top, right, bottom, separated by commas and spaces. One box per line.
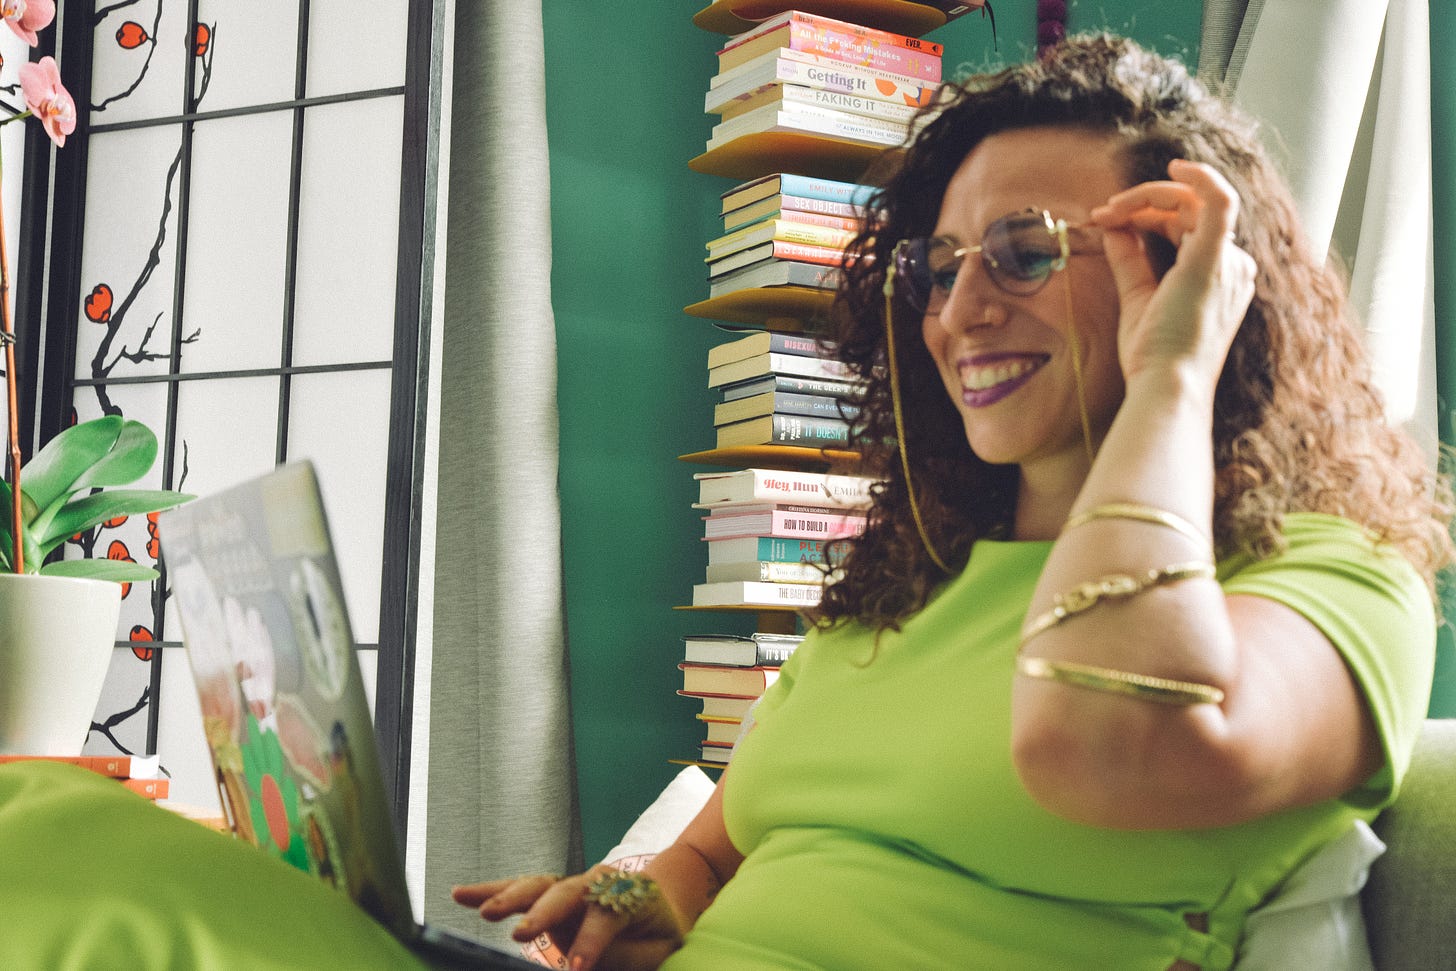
160, 461, 542, 970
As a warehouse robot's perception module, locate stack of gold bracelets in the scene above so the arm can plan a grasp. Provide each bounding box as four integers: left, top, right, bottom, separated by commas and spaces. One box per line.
1015, 503, 1226, 706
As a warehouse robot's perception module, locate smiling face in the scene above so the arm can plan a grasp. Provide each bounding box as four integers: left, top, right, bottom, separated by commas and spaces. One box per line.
921, 127, 1127, 485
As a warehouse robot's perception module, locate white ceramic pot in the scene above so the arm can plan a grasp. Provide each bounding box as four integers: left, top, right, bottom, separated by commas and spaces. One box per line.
0, 573, 123, 756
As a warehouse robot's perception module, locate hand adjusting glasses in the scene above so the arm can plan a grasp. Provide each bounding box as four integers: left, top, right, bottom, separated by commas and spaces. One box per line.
890, 208, 1095, 309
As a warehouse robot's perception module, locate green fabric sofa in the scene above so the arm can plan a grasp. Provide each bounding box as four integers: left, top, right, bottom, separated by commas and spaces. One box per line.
1363, 718, 1456, 970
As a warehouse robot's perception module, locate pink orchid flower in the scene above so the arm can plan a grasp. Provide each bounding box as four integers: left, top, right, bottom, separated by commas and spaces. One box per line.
18, 56, 75, 147
1, 0, 55, 47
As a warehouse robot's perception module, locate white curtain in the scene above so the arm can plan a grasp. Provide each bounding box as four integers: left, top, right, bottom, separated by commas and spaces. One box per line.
411, 0, 580, 946
1200, 0, 1438, 460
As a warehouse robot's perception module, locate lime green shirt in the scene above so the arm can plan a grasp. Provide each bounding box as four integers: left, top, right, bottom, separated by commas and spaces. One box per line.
669, 514, 1433, 970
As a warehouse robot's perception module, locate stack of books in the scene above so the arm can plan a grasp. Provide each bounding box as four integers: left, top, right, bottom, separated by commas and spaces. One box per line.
705, 9, 944, 153
708, 172, 876, 298
0, 752, 171, 799
678, 631, 803, 764
708, 330, 861, 449
691, 464, 875, 610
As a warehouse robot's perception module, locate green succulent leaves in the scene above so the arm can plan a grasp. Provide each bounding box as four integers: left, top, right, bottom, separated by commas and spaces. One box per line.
0, 415, 193, 580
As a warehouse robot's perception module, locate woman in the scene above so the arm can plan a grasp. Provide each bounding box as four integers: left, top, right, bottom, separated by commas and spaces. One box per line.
456, 34, 1452, 971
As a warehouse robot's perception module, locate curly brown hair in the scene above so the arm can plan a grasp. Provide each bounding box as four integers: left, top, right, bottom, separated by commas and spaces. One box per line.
814, 33, 1454, 631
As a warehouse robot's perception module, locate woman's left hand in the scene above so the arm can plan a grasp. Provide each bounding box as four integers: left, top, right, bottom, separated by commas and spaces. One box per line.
1089, 158, 1257, 389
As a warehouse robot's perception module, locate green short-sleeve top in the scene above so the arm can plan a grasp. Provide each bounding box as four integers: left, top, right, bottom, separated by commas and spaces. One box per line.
666, 514, 1434, 971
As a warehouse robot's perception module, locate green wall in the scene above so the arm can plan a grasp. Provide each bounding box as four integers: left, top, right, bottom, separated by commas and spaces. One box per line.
542, 2, 1204, 862
1429, 3, 1456, 717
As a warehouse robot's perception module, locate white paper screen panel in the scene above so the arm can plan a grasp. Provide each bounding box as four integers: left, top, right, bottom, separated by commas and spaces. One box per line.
287, 368, 393, 643
181, 113, 294, 375
306, 0, 410, 99
294, 97, 405, 368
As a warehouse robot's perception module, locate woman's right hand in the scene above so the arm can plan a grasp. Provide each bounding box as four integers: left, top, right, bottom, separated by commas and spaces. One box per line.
452, 865, 685, 971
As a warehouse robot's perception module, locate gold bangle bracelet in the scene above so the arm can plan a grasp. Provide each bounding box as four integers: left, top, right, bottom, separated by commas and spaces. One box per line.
1017, 655, 1225, 706
1020, 561, 1216, 645
1062, 503, 1212, 556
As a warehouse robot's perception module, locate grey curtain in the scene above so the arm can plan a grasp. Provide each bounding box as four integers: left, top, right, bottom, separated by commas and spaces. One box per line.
417, 0, 581, 945
1198, 0, 1262, 90
1198, 0, 1438, 457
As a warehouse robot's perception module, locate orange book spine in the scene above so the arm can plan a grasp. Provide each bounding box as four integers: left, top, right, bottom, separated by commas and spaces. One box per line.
120, 777, 170, 799
0, 754, 132, 777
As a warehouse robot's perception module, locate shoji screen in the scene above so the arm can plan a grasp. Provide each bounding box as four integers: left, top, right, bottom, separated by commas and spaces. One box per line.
39, 1, 432, 815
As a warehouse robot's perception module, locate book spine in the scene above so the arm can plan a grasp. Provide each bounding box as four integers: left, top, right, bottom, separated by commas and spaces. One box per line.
708, 261, 842, 298
700, 469, 871, 505
751, 641, 801, 665
775, 84, 923, 125
776, 194, 866, 219
704, 506, 864, 540
768, 508, 864, 538
731, 208, 861, 232
773, 101, 911, 138
704, 559, 830, 584
717, 373, 858, 400
705, 219, 857, 258
713, 391, 855, 426
767, 239, 848, 266
717, 536, 834, 563
776, 49, 939, 103
771, 175, 876, 208
0, 754, 133, 777
121, 777, 170, 799
708, 107, 907, 151
770, 391, 858, 420
768, 413, 853, 447
782, 20, 943, 81
707, 332, 823, 370
691, 580, 826, 607
768, 333, 823, 357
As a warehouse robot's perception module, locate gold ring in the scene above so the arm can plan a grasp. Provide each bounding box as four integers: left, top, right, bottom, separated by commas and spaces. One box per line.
583, 869, 661, 918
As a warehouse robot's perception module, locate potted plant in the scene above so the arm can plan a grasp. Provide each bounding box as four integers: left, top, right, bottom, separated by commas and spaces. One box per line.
0, 7, 192, 756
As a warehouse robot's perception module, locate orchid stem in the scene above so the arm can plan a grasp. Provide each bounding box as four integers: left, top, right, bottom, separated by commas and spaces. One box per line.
0, 159, 22, 574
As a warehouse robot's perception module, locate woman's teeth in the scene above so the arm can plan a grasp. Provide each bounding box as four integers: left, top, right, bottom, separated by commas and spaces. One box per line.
959, 357, 1041, 392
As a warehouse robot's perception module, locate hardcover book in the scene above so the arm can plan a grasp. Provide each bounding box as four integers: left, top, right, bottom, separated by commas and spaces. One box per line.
691, 578, 826, 608
720, 173, 877, 215
693, 467, 875, 508
723, 192, 869, 230
706, 47, 937, 110
678, 692, 758, 720
706, 217, 858, 262
724, 206, 862, 234
683, 632, 804, 667
707, 238, 847, 279
720, 82, 927, 127
703, 559, 840, 585
707, 100, 909, 152
704, 535, 837, 566
700, 742, 734, 764
714, 412, 853, 449
680, 662, 783, 695
707, 330, 828, 369
707, 259, 842, 298
716, 10, 944, 80
717, 372, 859, 402
701, 502, 866, 541
707, 351, 852, 389
713, 389, 858, 426
699, 716, 747, 746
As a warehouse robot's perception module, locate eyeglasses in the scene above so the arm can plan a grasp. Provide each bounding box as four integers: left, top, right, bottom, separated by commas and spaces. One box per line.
891, 208, 1094, 310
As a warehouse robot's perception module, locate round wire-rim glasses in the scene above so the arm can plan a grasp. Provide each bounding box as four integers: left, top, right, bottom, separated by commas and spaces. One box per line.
891, 208, 1097, 310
